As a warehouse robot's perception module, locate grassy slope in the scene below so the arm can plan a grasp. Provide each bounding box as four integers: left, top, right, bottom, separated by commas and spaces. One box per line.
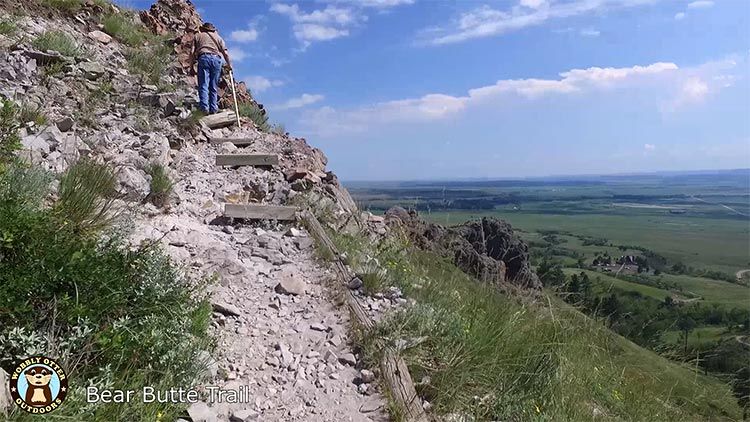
330, 232, 742, 421
424, 211, 749, 275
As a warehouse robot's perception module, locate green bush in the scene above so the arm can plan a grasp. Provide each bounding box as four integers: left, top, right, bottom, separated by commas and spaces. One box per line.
238, 102, 270, 132
0, 161, 211, 420
18, 104, 47, 126
54, 158, 118, 233
102, 13, 149, 47
41, 0, 83, 13
0, 100, 22, 170
125, 42, 173, 86
145, 163, 173, 209
0, 19, 17, 36
32, 30, 80, 57
271, 123, 286, 135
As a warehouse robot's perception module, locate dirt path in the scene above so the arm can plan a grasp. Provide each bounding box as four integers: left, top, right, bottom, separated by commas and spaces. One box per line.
132, 135, 388, 422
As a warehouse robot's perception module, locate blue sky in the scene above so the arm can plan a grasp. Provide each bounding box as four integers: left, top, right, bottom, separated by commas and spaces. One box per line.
125, 0, 750, 180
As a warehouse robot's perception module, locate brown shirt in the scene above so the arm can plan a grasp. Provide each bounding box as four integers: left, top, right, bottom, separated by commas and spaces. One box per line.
194, 31, 229, 63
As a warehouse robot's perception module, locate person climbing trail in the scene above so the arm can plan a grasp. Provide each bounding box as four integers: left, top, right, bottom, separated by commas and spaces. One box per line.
192, 22, 232, 115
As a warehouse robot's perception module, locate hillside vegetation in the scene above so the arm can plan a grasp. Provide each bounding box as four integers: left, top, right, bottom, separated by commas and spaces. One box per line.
319, 225, 743, 421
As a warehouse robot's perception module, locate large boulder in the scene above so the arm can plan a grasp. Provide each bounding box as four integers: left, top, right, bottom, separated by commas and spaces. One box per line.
385, 207, 540, 290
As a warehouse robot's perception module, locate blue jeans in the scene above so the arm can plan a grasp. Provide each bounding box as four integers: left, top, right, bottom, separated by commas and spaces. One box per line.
197, 54, 224, 114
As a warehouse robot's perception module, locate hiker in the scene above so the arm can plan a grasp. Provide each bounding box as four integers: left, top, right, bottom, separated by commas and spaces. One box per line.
192, 22, 232, 115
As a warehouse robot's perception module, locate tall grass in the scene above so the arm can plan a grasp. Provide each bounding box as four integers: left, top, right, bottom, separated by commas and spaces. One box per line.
0, 19, 17, 36
102, 12, 149, 47
125, 42, 173, 86
41, 0, 83, 13
330, 230, 743, 421
32, 30, 80, 57
145, 163, 173, 209
0, 100, 22, 170
54, 158, 118, 233
238, 102, 270, 132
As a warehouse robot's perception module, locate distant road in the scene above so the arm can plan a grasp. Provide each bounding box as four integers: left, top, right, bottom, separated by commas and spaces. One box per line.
690, 195, 749, 218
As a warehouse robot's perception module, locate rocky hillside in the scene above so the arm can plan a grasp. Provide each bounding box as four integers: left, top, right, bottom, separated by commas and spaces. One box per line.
4, 1, 733, 422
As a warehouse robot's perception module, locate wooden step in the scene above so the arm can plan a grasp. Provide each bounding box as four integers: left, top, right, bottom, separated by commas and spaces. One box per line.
216, 154, 279, 167
200, 111, 237, 129
224, 204, 298, 220
209, 137, 256, 146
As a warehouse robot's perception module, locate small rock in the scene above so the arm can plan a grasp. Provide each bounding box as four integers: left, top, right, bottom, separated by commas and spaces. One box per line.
423, 400, 432, 411
187, 401, 217, 422
275, 272, 305, 296
348, 276, 363, 290
338, 353, 356, 366
79, 61, 106, 80
229, 409, 259, 422
212, 302, 241, 317
359, 369, 376, 383
55, 117, 74, 132
285, 227, 303, 237
310, 323, 327, 332
357, 383, 369, 395
88, 30, 112, 44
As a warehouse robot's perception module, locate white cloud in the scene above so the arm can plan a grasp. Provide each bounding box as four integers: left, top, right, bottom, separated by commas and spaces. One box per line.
274, 93, 325, 110
230, 28, 259, 43
420, 0, 663, 45
644, 143, 656, 151
580, 28, 600, 37
228, 47, 248, 62
243, 75, 284, 93
300, 61, 682, 136
687, 0, 714, 9
674, 12, 686, 20
322, 0, 414, 9
271, 3, 362, 47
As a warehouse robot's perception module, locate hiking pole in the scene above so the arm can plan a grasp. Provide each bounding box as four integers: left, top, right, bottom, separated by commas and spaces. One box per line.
228, 70, 241, 127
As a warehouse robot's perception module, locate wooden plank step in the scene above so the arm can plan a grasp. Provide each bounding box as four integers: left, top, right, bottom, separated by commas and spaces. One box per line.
200, 111, 237, 129
216, 154, 279, 167
209, 137, 256, 146
224, 204, 297, 220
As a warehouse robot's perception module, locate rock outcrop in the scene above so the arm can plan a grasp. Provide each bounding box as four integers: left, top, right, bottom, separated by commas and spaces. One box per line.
385, 207, 541, 290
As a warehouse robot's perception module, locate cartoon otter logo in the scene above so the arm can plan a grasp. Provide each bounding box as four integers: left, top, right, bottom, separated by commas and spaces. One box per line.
8, 356, 68, 414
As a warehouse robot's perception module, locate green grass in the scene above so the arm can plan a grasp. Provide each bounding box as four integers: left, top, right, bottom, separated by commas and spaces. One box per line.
0, 19, 17, 36
41, 0, 84, 13
125, 42, 173, 86
18, 104, 47, 126
32, 30, 80, 57
145, 163, 173, 209
0, 100, 22, 169
102, 12, 150, 47
328, 230, 742, 421
238, 102, 270, 132
662, 326, 728, 348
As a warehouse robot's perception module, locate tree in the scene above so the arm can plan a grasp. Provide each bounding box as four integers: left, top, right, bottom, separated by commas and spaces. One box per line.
677, 316, 696, 354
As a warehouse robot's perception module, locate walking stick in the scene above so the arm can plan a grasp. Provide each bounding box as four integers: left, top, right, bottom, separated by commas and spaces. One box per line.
228, 70, 241, 127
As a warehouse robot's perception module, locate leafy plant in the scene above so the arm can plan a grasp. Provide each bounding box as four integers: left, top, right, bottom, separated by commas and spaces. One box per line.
32, 30, 80, 57
18, 104, 47, 127
145, 163, 173, 209
238, 102, 270, 132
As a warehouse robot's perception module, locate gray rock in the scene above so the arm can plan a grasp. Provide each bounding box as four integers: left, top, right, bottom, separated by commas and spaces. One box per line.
88, 30, 112, 44
212, 301, 241, 317
359, 369, 376, 383
339, 353, 356, 366
275, 271, 305, 295
310, 323, 327, 332
187, 401, 217, 422
79, 61, 106, 80
56, 117, 74, 132
348, 276, 363, 290
229, 409, 259, 421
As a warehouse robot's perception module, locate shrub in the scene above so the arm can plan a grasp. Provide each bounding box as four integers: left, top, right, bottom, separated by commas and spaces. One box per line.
102, 12, 149, 47
18, 104, 47, 126
54, 158, 118, 234
238, 102, 270, 132
271, 122, 286, 135
0, 161, 211, 420
125, 42, 173, 86
32, 30, 80, 57
145, 163, 173, 209
0, 19, 17, 36
0, 100, 22, 170
41, 0, 83, 13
